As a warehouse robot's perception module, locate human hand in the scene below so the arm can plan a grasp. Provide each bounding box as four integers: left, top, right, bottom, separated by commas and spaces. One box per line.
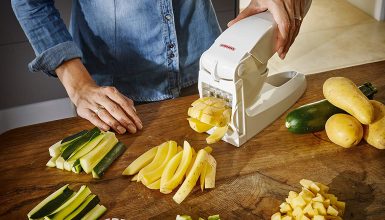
228, 0, 311, 59
56, 59, 142, 134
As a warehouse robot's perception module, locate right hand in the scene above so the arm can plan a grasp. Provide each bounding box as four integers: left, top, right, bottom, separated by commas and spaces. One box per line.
56, 58, 142, 134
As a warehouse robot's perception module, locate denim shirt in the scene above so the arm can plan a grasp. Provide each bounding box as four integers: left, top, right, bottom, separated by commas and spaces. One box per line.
12, 0, 222, 102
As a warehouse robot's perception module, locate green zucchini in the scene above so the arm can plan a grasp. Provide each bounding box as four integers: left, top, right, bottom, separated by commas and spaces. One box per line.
47, 185, 91, 220
46, 156, 59, 168
65, 133, 106, 171
72, 160, 83, 174
28, 184, 73, 219
61, 127, 101, 160
286, 82, 377, 134
49, 130, 88, 157
62, 130, 88, 144
55, 157, 65, 170
80, 132, 118, 174
92, 142, 126, 178
63, 194, 100, 220
176, 215, 193, 220
81, 204, 107, 220
208, 215, 220, 220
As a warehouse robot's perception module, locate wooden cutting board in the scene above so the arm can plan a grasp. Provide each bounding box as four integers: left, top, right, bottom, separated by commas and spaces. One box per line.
0, 61, 384, 220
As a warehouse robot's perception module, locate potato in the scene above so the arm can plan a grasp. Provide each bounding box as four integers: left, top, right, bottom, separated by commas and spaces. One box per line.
364, 100, 385, 149
323, 77, 374, 124
325, 114, 363, 148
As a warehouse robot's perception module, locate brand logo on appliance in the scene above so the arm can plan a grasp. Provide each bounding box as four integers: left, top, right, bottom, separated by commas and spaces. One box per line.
220, 44, 235, 51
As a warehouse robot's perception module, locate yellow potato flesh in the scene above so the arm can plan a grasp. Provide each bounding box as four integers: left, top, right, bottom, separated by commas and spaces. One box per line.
206, 125, 229, 144
137, 142, 169, 182
187, 118, 213, 133
122, 146, 158, 175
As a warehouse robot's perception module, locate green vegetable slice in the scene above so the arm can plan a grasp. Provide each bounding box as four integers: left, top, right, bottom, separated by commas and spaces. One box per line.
92, 142, 126, 178
63, 194, 100, 220
80, 204, 107, 220
61, 128, 101, 160
28, 184, 73, 219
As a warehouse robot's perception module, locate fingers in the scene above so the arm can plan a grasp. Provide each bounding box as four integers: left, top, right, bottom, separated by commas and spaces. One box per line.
96, 89, 139, 134
96, 106, 128, 134
77, 108, 110, 132
264, 0, 291, 59
281, 0, 296, 58
227, 5, 267, 27
103, 86, 143, 130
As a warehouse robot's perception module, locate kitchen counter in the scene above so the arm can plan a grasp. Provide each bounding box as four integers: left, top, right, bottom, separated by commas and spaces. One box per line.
1, 61, 384, 219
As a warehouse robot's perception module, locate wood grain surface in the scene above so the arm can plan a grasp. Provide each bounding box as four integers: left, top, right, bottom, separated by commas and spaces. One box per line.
1, 61, 385, 220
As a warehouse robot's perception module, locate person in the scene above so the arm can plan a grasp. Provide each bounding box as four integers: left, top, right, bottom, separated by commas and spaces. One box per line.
12, 0, 311, 135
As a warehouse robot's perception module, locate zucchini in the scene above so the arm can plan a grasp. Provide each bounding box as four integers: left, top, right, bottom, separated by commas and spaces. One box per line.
61, 127, 101, 160
55, 157, 65, 170
49, 141, 62, 158
65, 133, 105, 171
47, 185, 91, 220
286, 83, 377, 134
92, 142, 126, 178
46, 156, 59, 168
80, 132, 118, 174
81, 204, 107, 220
28, 184, 73, 219
72, 160, 82, 174
62, 130, 88, 144
63, 194, 100, 220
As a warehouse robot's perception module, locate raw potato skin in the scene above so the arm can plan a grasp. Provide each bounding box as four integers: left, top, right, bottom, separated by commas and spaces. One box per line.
323, 77, 374, 125
364, 100, 385, 149
325, 114, 363, 148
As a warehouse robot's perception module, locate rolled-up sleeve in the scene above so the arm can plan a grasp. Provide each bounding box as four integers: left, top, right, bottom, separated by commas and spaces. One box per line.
11, 0, 82, 76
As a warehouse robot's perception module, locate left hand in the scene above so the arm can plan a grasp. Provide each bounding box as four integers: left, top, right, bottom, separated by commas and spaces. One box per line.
228, 0, 310, 59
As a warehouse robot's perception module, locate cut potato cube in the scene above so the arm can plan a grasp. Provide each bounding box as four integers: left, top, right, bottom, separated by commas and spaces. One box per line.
335, 201, 345, 213
327, 205, 339, 216
292, 207, 302, 217
303, 203, 315, 217
288, 191, 298, 199
279, 202, 292, 213
313, 215, 326, 220
282, 216, 293, 220
300, 179, 321, 193
300, 187, 315, 203
271, 212, 281, 220
323, 199, 331, 208
290, 195, 306, 208
324, 193, 338, 205
313, 202, 327, 215
315, 182, 329, 193
312, 193, 325, 202
301, 215, 310, 220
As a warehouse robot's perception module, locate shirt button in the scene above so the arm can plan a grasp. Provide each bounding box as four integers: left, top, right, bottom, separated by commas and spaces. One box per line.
168, 43, 174, 49
165, 14, 172, 21
169, 53, 175, 58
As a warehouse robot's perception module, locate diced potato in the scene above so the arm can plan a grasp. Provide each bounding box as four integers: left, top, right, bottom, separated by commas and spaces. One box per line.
315, 182, 329, 193
312, 193, 325, 202
292, 207, 303, 217
313, 215, 326, 220
281, 216, 293, 220
323, 199, 330, 208
324, 194, 338, 205
289, 191, 299, 199
303, 203, 315, 217
279, 202, 292, 213
335, 201, 345, 214
313, 202, 327, 215
327, 205, 339, 216
300, 187, 315, 203
300, 179, 320, 193
290, 195, 306, 208
271, 212, 281, 220
300, 215, 310, 220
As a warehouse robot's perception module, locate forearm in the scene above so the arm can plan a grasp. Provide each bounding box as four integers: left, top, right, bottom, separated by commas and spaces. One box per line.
56, 58, 96, 105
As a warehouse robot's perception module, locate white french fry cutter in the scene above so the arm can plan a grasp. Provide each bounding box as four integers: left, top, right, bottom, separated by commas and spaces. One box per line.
198, 12, 307, 147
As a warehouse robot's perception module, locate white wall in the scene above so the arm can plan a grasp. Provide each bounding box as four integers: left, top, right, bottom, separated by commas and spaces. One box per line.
347, 0, 385, 21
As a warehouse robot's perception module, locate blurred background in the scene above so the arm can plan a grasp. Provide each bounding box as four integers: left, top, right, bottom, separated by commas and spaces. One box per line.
0, 0, 384, 134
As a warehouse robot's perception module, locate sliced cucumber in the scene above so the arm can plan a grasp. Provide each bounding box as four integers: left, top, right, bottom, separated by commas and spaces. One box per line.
61, 128, 101, 160
46, 156, 59, 168
63, 194, 100, 220
208, 215, 220, 220
81, 204, 107, 220
176, 215, 193, 220
92, 142, 126, 178
28, 184, 73, 219
47, 185, 91, 219
55, 157, 65, 170
80, 132, 118, 174
61, 130, 88, 144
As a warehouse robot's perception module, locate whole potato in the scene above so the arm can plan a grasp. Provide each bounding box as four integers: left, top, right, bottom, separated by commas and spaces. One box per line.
325, 114, 363, 148
323, 77, 374, 124
364, 100, 385, 149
